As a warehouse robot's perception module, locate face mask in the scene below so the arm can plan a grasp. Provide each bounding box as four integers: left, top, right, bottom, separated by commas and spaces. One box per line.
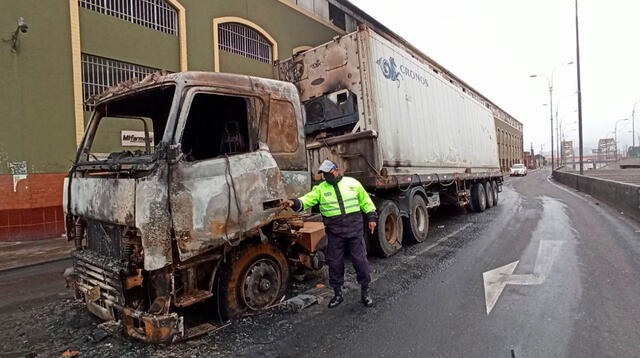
323, 172, 338, 184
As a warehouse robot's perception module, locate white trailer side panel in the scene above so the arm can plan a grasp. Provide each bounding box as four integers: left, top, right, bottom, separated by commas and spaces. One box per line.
364, 30, 500, 174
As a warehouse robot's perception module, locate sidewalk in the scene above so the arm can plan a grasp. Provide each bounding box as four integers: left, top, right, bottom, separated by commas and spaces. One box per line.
0, 236, 74, 272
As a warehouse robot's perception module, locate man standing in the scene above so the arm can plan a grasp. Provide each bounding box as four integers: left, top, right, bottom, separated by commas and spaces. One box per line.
286, 160, 377, 308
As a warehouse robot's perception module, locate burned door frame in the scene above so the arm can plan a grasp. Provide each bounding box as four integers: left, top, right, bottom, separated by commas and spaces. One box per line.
168, 87, 288, 262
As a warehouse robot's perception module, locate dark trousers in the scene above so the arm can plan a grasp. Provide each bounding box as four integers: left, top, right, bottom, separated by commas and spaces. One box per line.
326, 232, 371, 290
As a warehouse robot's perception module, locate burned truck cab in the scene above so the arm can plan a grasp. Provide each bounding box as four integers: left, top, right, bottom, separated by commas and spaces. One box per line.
64, 72, 323, 343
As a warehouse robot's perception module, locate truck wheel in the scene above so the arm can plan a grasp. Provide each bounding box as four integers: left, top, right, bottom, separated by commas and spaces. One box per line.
491, 180, 499, 205
374, 200, 403, 257
403, 194, 429, 243
484, 181, 494, 209
217, 242, 289, 320
470, 183, 487, 212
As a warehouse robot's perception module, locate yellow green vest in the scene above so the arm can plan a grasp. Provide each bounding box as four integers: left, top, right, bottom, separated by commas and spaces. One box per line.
298, 176, 376, 217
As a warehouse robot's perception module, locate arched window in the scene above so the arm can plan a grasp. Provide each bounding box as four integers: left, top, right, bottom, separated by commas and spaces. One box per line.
293, 46, 313, 55
218, 22, 273, 63
79, 0, 179, 35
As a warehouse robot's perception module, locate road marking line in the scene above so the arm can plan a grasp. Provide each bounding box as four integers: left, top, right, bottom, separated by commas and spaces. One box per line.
414, 223, 473, 256
483, 239, 564, 315
404, 223, 473, 262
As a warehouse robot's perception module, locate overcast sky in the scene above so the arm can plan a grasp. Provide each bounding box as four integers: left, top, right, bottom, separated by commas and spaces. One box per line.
349, 0, 640, 155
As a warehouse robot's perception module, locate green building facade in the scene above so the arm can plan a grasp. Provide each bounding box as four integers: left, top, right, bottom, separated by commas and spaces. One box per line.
0, 0, 349, 240
0, 0, 523, 241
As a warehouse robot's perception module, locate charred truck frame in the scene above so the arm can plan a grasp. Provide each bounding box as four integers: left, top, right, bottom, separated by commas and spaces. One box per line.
64, 72, 326, 343
64, 26, 503, 343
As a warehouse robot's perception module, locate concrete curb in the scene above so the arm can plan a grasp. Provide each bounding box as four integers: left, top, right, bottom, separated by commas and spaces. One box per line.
0, 256, 71, 274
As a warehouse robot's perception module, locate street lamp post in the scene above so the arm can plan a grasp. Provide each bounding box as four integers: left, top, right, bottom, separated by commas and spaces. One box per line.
575, 0, 585, 174
530, 61, 573, 170
529, 75, 554, 169
614, 118, 629, 160
555, 99, 577, 166
632, 100, 640, 148
556, 105, 561, 166
557, 114, 577, 166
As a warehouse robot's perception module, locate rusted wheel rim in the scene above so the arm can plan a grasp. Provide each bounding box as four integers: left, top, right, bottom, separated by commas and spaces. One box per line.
385, 214, 398, 245
241, 259, 281, 311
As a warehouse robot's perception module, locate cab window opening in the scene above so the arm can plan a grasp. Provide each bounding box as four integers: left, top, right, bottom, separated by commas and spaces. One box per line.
181, 93, 252, 161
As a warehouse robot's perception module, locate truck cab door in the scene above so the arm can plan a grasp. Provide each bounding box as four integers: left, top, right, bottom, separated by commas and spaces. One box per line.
262, 97, 310, 199
169, 89, 287, 262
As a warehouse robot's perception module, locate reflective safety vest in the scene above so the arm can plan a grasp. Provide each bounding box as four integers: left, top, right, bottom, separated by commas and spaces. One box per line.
298, 176, 376, 217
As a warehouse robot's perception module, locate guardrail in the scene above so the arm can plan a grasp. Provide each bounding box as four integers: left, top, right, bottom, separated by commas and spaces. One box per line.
552, 170, 640, 222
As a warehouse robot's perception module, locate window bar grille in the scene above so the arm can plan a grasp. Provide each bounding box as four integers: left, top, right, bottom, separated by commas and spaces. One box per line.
79, 0, 178, 36
218, 22, 272, 64
81, 54, 158, 111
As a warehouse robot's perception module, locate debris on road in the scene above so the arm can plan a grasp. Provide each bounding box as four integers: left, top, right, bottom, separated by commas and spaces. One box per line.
283, 294, 319, 312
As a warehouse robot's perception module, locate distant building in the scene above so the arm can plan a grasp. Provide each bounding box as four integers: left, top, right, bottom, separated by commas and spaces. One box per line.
596, 138, 617, 163
627, 146, 640, 158
523, 151, 533, 169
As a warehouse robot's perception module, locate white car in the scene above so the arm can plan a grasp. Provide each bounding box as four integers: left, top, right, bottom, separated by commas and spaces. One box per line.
510, 163, 528, 176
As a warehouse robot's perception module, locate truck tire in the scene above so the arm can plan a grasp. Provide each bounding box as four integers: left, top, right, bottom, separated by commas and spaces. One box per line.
470, 182, 487, 212
484, 181, 494, 209
403, 194, 429, 244
491, 180, 499, 206
373, 200, 403, 257
217, 242, 289, 320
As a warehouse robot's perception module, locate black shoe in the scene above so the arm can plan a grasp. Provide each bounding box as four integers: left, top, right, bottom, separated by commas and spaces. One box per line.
328, 294, 344, 308
361, 289, 373, 307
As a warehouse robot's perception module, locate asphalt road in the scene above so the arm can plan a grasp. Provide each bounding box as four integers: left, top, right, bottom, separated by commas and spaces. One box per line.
2, 169, 639, 358
0, 258, 71, 315
307, 169, 640, 358
246, 169, 640, 358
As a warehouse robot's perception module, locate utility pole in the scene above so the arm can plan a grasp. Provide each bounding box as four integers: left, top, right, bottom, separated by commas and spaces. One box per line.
633, 100, 639, 148
556, 120, 564, 165
555, 107, 559, 166
531, 65, 573, 170
549, 85, 554, 169
575, 0, 584, 175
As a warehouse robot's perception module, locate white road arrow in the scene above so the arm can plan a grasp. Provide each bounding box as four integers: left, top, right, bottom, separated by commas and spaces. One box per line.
483, 240, 563, 315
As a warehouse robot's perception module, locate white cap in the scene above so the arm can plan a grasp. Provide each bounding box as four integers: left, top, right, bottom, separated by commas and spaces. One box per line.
318, 159, 337, 173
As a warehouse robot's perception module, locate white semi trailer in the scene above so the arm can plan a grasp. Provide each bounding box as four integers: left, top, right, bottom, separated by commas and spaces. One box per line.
63, 26, 505, 343
277, 26, 502, 256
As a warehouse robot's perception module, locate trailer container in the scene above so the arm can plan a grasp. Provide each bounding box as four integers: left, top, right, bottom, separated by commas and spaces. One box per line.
277, 26, 503, 255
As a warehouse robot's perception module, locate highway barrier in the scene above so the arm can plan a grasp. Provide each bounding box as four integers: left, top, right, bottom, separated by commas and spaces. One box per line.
552, 170, 640, 222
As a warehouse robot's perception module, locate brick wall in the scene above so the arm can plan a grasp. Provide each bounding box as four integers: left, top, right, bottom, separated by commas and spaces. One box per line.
0, 173, 67, 241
